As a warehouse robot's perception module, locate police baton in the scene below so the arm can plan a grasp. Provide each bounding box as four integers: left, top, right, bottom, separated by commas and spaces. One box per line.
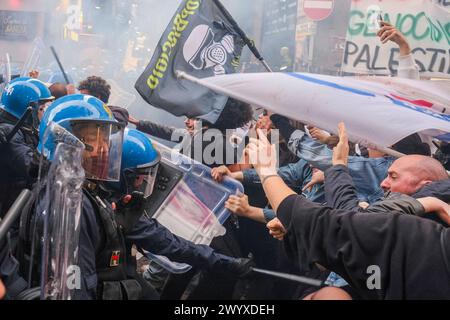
251, 267, 323, 287
50, 46, 70, 85
5, 106, 33, 143
0, 189, 32, 243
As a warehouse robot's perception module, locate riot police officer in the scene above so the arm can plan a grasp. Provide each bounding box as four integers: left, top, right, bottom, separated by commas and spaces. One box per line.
0, 78, 53, 300
0, 77, 54, 218
97, 128, 254, 299
35, 95, 252, 300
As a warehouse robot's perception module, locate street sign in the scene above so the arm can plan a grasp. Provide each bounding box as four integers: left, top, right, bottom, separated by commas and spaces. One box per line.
303, 0, 334, 21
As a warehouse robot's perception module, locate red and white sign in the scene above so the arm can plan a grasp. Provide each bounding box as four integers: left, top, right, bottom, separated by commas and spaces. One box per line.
303, 0, 334, 21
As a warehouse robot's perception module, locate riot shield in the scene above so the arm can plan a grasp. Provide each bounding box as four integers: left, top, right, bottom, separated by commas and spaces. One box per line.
142, 141, 244, 274
0, 53, 12, 95
39, 123, 85, 300
20, 38, 45, 78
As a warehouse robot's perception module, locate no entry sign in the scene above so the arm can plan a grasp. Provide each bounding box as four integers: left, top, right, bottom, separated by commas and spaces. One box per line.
303, 0, 334, 21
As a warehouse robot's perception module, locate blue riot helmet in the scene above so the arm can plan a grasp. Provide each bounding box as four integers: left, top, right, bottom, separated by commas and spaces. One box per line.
120, 128, 161, 198
38, 94, 124, 182
0, 77, 54, 120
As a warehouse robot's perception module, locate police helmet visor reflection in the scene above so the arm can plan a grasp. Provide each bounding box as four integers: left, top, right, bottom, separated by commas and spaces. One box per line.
124, 162, 159, 198
70, 120, 123, 181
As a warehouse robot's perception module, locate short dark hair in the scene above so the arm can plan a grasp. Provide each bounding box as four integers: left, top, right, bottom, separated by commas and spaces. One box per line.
49, 83, 68, 99
392, 133, 431, 156
210, 98, 253, 132
77, 76, 111, 103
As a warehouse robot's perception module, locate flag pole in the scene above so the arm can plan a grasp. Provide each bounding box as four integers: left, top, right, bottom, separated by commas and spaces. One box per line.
252, 268, 323, 286
211, 0, 273, 72
177, 71, 407, 159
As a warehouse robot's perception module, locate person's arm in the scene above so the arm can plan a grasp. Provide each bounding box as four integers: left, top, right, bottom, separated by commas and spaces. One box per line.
377, 21, 419, 80
364, 193, 425, 215
133, 118, 184, 142
324, 122, 362, 210
416, 197, 450, 225
127, 217, 253, 276
224, 194, 267, 224
325, 165, 361, 210
6, 129, 40, 180
246, 129, 296, 213
276, 193, 450, 299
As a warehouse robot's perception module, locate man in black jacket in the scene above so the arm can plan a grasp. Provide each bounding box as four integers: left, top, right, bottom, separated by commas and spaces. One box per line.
245, 127, 450, 300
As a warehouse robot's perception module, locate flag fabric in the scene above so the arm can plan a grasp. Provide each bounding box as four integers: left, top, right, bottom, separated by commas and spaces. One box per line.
184, 72, 450, 147
135, 0, 245, 123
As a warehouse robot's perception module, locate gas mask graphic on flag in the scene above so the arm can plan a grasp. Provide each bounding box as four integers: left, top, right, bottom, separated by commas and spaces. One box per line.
183, 24, 235, 76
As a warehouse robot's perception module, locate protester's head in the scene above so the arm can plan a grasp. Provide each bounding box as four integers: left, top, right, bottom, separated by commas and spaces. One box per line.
208, 98, 253, 133
38, 94, 124, 182
391, 133, 431, 156
49, 83, 68, 100
256, 114, 274, 131
78, 76, 111, 103
380, 155, 449, 194
184, 117, 197, 134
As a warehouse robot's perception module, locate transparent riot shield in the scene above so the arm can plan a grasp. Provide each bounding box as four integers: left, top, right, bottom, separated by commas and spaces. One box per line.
142, 141, 244, 274
0, 53, 12, 95
20, 38, 45, 78
39, 123, 85, 300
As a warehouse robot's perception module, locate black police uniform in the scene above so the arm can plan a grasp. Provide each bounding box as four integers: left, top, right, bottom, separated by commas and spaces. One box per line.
0, 110, 40, 220
74, 186, 251, 300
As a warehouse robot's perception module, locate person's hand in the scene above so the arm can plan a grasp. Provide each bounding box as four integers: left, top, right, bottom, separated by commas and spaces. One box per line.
225, 194, 251, 217
308, 126, 330, 145
0, 279, 5, 300
377, 21, 411, 56
112, 191, 147, 232
332, 122, 349, 167
211, 165, 232, 182
246, 128, 278, 179
66, 84, 76, 95
358, 201, 370, 210
266, 218, 286, 241
436, 202, 450, 225
28, 70, 40, 79
113, 191, 145, 211
226, 255, 256, 278
302, 168, 324, 193
417, 197, 450, 225
128, 115, 140, 126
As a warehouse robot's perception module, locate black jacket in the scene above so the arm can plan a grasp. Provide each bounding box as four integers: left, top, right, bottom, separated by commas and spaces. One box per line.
277, 194, 450, 300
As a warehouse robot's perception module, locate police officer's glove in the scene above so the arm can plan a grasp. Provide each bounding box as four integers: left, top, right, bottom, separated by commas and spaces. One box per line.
116, 191, 145, 211
227, 255, 256, 278
114, 191, 147, 233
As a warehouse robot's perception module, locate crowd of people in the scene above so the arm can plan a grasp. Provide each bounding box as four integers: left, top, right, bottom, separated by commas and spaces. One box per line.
0, 22, 449, 301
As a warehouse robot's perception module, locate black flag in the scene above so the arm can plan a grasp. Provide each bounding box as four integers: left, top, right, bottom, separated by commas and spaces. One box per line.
135, 0, 245, 123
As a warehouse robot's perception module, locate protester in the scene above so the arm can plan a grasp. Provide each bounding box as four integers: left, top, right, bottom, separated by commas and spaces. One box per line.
244, 128, 450, 299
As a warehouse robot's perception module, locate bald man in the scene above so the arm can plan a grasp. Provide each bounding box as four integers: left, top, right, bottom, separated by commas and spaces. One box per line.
380, 155, 449, 194
325, 127, 449, 215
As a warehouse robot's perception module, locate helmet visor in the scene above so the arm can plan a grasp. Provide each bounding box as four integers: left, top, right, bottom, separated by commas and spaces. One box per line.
69, 120, 123, 181
124, 163, 160, 198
